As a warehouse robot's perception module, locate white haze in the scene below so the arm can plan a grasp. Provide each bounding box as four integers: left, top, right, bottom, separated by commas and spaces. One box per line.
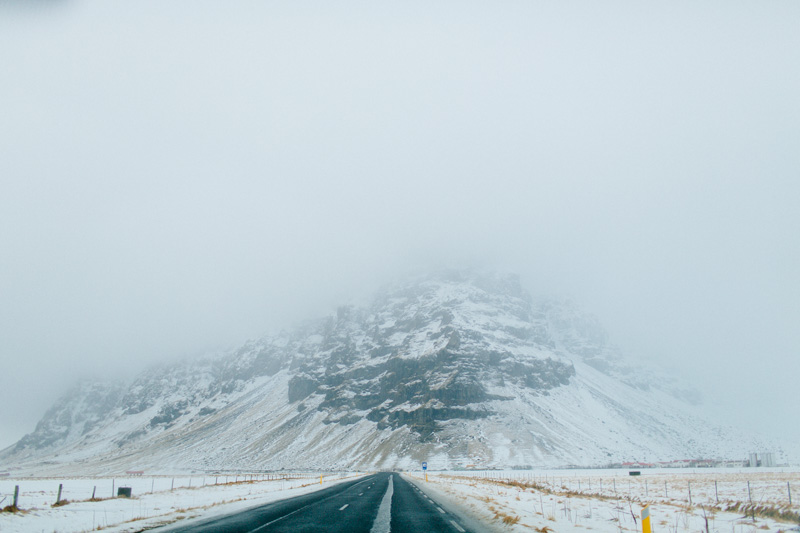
0, 1, 798, 452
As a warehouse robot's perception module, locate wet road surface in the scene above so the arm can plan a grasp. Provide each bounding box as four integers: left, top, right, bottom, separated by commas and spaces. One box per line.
160, 472, 473, 533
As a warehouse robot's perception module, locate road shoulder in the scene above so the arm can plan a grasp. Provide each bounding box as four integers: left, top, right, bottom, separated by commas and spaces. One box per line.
400, 473, 501, 533
152, 475, 368, 532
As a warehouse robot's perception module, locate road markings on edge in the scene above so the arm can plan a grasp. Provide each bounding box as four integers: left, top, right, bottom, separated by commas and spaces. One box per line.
249, 477, 373, 532
339, 504, 349, 511
450, 520, 466, 532
368, 475, 394, 533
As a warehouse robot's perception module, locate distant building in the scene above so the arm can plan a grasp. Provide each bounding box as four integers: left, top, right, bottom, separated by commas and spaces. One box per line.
762, 452, 775, 467
749, 453, 759, 467
622, 461, 655, 468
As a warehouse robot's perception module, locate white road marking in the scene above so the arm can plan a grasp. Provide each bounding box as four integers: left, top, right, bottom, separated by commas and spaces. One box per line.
249, 475, 373, 532
359, 493, 363, 496
339, 504, 349, 511
437, 506, 446, 514
450, 520, 466, 532
369, 476, 394, 533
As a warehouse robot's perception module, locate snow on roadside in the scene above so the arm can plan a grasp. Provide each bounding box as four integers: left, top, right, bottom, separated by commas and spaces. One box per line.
4, 468, 798, 532
0, 472, 364, 533
402, 473, 506, 533
416, 469, 800, 533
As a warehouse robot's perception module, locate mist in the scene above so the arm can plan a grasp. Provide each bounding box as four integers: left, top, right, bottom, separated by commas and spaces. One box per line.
1, 1, 798, 451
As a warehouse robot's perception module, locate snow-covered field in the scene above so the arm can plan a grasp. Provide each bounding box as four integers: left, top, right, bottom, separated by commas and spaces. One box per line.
0, 472, 362, 533
415, 468, 800, 532
3, 468, 797, 532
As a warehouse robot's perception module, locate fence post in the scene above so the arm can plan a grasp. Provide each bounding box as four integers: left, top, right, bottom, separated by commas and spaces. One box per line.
688, 481, 691, 505
714, 480, 718, 503
171, 478, 175, 491
747, 481, 751, 503
788, 482, 792, 505
92, 486, 96, 500
112, 479, 115, 498
56, 483, 63, 505
13, 485, 19, 508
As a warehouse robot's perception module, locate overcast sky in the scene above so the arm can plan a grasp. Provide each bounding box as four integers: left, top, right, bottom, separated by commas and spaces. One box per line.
1, 1, 798, 452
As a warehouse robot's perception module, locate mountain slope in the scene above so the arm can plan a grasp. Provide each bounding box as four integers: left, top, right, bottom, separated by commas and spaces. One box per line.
0, 271, 782, 474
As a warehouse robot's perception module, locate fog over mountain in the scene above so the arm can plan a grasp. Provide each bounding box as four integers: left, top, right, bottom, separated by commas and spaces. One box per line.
3, 271, 787, 473
1, 1, 798, 455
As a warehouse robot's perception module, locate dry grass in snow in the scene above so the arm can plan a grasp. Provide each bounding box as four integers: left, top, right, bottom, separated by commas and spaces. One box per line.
416, 469, 800, 533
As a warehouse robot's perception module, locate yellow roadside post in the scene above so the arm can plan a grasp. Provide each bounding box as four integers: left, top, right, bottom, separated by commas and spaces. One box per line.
320, 474, 323, 485
641, 505, 651, 533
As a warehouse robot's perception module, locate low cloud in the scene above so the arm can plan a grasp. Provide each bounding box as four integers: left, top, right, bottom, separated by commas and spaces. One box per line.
1, 1, 798, 449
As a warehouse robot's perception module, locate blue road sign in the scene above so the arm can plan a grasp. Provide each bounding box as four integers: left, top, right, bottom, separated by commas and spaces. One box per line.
422, 462, 427, 470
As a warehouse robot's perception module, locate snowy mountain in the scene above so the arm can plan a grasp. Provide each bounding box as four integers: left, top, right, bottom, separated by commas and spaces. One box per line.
0, 271, 782, 474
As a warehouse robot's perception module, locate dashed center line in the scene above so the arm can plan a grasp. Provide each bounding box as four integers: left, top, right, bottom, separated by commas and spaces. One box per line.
450, 520, 466, 532
339, 504, 349, 511
437, 506, 446, 514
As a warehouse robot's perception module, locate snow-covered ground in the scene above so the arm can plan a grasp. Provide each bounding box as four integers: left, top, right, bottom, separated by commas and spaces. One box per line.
0, 472, 362, 533
4, 468, 797, 532
413, 468, 800, 532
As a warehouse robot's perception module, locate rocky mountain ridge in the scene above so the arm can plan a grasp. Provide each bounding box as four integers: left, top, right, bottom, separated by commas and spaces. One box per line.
0, 271, 781, 474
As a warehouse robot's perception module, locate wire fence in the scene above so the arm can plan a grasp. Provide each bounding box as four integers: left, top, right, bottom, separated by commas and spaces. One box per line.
441, 469, 798, 510
0, 471, 350, 510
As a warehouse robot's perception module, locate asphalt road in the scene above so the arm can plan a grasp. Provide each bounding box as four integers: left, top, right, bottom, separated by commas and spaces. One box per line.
160, 472, 474, 533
